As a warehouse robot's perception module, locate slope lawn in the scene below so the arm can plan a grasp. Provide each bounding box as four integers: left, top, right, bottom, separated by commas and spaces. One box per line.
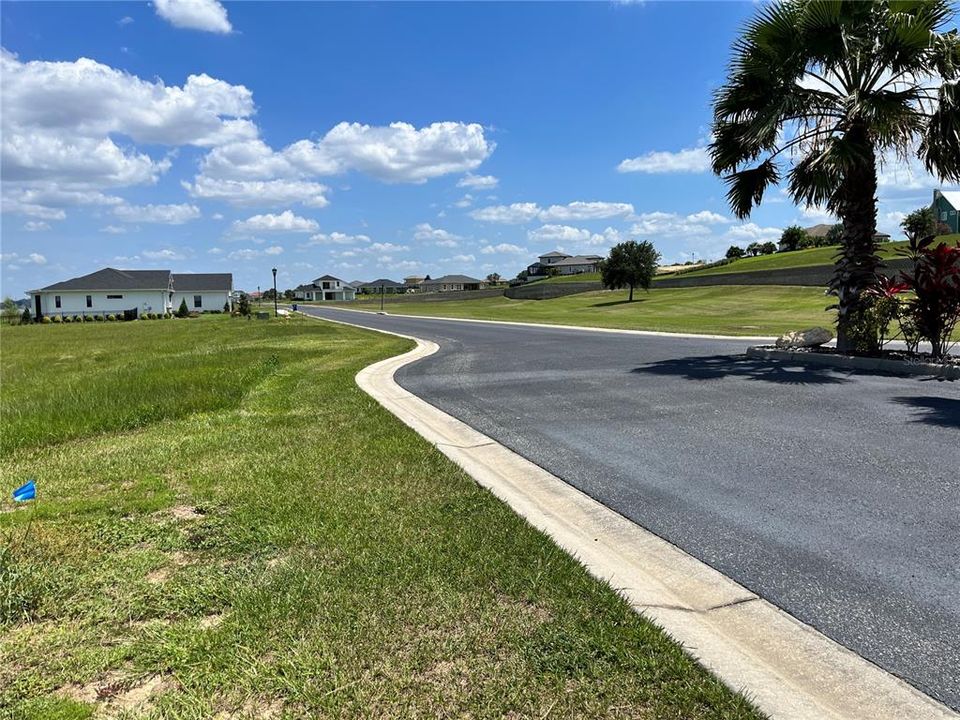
0, 315, 760, 719
354, 285, 835, 336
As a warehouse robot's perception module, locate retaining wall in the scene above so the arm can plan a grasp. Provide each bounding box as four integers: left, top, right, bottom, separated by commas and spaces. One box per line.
504, 282, 603, 300
653, 258, 913, 289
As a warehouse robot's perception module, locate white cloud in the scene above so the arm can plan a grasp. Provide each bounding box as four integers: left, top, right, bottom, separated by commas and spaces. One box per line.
29, 252, 47, 265
471, 201, 634, 224
458, 173, 498, 189
617, 147, 710, 174
100, 225, 128, 234
480, 243, 526, 255
540, 201, 634, 222
263, 245, 284, 255
453, 194, 473, 208
629, 210, 731, 237
231, 210, 318, 234
1, 251, 48, 266
302, 232, 371, 246
799, 205, 836, 223
470, 202, 543, 224
113, 202, 200, 224
368, 242, 408, 254
444, 254, 476, 264
208, 247, 223, 254
413, 223, 462, 247
142, 248, 186, 260
154, 0, 232, 34
183, 176, 330, 208
23, 220, 50, 231
527, 224, 594, 244
722, 223, 782, 243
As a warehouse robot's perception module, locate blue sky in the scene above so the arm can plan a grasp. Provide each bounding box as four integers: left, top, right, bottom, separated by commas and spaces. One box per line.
0, 0, 949, 296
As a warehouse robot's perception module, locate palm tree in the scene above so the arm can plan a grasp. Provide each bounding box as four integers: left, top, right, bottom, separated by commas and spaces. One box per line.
710, 1, 960, 352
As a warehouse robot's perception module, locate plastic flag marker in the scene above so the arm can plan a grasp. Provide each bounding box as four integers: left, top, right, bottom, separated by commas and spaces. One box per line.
12, 480, 36, 502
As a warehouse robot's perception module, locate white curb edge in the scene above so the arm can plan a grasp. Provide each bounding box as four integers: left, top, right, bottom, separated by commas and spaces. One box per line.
306, 310, 958, 720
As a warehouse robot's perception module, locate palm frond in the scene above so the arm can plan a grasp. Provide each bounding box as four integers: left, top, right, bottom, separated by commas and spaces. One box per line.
920, 80, 960, 182
723, 159, 780, 219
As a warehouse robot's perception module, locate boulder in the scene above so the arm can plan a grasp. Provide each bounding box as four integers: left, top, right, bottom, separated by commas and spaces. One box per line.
775, 327, 833, 349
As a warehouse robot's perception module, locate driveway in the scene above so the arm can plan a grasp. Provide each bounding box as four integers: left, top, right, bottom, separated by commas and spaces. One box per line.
302, 306, 960, 710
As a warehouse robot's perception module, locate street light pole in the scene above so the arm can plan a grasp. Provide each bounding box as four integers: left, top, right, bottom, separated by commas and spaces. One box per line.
380, 283, 385, 312
257, 285, 261, 307
271, 268, 278, 316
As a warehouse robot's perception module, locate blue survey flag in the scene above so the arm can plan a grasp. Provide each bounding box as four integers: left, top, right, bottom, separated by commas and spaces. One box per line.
12, 480, 36, 502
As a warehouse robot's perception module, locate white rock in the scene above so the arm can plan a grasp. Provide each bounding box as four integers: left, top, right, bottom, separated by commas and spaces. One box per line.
775, 327, 833, 349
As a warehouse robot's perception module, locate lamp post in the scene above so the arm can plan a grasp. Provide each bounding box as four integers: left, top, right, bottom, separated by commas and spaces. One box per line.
271, 268, 278, 316
257, 285, 261, 307
380, 282, 385, 312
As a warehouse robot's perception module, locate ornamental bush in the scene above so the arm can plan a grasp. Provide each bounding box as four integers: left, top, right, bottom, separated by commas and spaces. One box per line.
107, 314, 117, 322
51, 315, 62, 324
41, 316, 51, 324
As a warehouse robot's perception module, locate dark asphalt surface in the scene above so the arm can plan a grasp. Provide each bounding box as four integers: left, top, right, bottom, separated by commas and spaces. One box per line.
303, 306, 960, 709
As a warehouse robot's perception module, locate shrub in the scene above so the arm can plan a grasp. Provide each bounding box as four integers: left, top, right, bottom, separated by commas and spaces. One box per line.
176, 298, 190, 318
223, 301, 230, 312
52, 315, 62, 324
21, 307, 32, 324
107, 314, 117, 322
94, 314, 104, 322
41, 316, 52, 324
900, 236, 960, 360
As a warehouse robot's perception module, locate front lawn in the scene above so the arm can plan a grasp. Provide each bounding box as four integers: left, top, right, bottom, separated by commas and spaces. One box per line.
0, 315, 760, 719
353, 285, 834, 336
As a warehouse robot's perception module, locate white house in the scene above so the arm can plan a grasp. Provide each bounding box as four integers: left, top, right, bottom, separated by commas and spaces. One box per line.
293, 275, 356, 301
170, 273, 234, 313
29, 268, 233, 319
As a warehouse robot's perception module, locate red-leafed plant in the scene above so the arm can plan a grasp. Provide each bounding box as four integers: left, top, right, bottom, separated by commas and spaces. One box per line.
899, 236, 960, 361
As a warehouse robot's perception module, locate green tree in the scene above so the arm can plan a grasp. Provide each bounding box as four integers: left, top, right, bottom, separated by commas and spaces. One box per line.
826, 224, 844, 246
485, 273, 501, 285
901, 207, 937, 243
238, 293, 251, 316
759, 241, 778, 255
710, 1, 960, 352
746, 242, 762, 257
599, 240, 660, 302
725, 245, 745, 260
176, 298, 190, 318
778, 226, 807, 253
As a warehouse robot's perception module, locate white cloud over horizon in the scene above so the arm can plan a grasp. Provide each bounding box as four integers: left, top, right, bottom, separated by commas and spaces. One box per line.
154, 0, 233, 34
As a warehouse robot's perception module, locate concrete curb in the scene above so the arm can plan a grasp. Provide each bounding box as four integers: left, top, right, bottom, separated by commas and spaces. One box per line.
304, 311, 958, 720
747, 346, 959, 380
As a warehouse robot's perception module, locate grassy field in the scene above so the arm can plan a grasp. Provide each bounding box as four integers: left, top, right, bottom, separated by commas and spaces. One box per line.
0, 315, 761, 719
662, 240, 912, 279
353, 285, 834, 336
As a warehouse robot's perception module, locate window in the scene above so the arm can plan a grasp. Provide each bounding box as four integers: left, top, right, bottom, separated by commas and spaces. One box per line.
85, 295, 92, 308
943, 211, 949, 221
55, 295, 61, 308
194, 295, 202, 308
106, 294, 123, 299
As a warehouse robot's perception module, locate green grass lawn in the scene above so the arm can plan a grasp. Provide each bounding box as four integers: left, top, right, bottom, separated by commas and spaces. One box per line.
354, 285, 834, 336
662, 240, 911, 279
0, 315, 761, 719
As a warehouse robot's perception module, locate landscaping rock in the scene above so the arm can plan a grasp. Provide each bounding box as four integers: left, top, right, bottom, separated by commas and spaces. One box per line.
775, 327, 833, 349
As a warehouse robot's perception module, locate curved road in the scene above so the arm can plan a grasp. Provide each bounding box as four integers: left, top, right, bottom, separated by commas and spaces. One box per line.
303, 306, 960, 710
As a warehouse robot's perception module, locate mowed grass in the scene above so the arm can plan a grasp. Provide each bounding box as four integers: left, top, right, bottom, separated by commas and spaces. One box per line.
354, 285, 835, 336
665, 241, 912, 278
0, 315, 761, 719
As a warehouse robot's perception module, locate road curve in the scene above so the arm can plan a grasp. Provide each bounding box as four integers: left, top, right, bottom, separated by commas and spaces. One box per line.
301, 305, 960, 710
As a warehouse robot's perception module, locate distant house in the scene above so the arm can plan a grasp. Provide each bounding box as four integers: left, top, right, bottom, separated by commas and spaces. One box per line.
356, 278, 405, 295
404, 275, 425, 291
28, 267, 232, 319
421, 274, 486, 292
803, 223, 890, 243
293, 275, 355, 302
933, 189, 960, 234
527, 251, 603, 277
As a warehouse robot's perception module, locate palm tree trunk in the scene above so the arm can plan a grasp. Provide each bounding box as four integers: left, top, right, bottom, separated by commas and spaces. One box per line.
832, 123, 881, 354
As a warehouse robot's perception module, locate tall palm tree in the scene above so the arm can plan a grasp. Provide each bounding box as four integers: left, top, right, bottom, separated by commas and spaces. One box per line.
710, 0, 960, 351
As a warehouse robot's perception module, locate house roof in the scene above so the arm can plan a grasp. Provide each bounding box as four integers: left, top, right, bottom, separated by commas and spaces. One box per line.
938, 190, 960, 210
804, 223, 836, 237
314, 274, 346, 283
358, 278, 404, 288
423, 274, 482, 284
171, 273, 232, 291
539, 251, 569, 259
35, 268, 171, 292
552, 255, 602, 267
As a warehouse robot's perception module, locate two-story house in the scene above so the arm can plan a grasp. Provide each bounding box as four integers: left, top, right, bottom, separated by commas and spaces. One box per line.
293, 275, 356, 302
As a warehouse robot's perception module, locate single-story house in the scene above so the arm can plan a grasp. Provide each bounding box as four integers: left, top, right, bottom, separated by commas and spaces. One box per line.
933, 189, 960, 234
420, 274, 486, 292
356, 278, 405, 295
527, 251, 603, 277
404, 275, 425, 291
28, 267, 233, 319
293, 275, 355, 302
803, 223, 890, 243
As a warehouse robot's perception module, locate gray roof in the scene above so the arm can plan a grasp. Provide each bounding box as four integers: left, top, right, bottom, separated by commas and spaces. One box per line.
804, 223, 836, 237
358, 278, 403, 288
172, 273, 232, 291
422, 274, 482, 284
36, 268, 171, 292
539, 251, 569, 259
552, 255, 602, 267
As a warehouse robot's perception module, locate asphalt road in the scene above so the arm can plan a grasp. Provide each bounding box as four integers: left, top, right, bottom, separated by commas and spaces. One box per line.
302, 306, 960, 710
